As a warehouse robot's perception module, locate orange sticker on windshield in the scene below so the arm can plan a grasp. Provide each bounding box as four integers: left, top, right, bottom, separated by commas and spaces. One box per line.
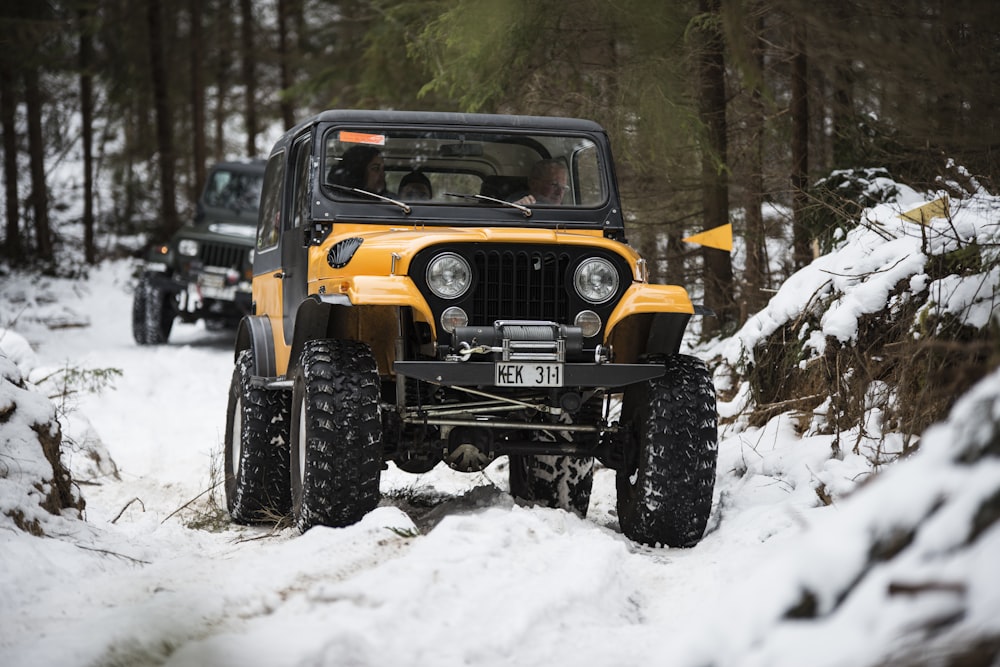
339, 131, 386, 146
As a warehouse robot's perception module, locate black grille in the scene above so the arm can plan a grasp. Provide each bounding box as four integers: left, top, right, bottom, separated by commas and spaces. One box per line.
199, 242, 246, 269
472, 249, 570, 324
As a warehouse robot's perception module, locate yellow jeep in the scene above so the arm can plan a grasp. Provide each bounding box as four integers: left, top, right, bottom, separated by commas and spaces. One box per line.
224, 110, 717, 547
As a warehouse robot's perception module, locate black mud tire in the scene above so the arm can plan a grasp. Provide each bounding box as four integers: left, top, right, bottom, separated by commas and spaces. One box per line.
509, 454, 594, 518
224, 349, 292, 524
617, 354, 717, 547
290, 339, 383, 533
132, 274, 174, 345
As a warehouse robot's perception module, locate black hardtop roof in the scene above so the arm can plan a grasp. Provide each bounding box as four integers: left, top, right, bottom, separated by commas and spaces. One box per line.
270, 109, 607, 153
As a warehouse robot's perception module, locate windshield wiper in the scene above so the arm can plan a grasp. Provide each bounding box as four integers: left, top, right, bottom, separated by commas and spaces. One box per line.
328, 183, 411, 214
445, 192, 532, 218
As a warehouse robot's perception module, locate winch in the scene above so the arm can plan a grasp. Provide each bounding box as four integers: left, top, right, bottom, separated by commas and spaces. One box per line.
450, 320, 584, 362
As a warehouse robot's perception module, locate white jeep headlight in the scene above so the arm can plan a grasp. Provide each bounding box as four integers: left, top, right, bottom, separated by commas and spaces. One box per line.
178, 239, 200, 257
574, 310, 602, 338
440, 306, 468, 333
573, 258, 618, 304
426, 252, 472, 299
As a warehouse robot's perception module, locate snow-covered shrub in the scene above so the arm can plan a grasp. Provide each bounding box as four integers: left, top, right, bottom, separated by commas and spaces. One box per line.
803, 167, 900, 254
0, 348, 85, 536
706, 180, 1000, 457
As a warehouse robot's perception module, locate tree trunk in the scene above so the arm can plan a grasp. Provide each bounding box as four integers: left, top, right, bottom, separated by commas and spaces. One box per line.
147, 0, 180, 241
213, 0, 233, 162
790, 20, 811, 269
742, 8, 768, 318
277, 0, 296, 130
24, 66, 52, 263
0, 63, 19, 264
697, 0, 734, 337
79, 5, 96, 264
189, 0, 207, 199
831, 63, 854, 168
240, 0, 257, 157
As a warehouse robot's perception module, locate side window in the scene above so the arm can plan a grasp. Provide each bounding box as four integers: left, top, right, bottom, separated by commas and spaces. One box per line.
256, 151, 285, 251
573, 143, 604, 207
291, 136, 312, 229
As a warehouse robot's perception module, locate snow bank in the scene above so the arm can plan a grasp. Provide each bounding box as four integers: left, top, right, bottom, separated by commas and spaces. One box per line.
0, 334, 85, 536
707, 366, 1000, 667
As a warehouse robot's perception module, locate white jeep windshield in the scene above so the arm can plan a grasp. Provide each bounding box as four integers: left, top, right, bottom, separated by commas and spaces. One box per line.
322, 128, 606, 208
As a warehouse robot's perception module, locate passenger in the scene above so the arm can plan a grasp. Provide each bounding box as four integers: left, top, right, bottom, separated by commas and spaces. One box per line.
512, 159, 569, 206
398, 171, 433, 201
328, 145, 387, 194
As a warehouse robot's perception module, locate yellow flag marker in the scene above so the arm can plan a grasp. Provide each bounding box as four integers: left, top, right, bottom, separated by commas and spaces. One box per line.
683, 223, 733, 252
900, 196, 949, 225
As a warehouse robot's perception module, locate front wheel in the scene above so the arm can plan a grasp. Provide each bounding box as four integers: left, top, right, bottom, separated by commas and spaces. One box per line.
617, 354, 718, 547
290, 339, 383, 533
132, 273, 174, 345
224, 349, 292, 523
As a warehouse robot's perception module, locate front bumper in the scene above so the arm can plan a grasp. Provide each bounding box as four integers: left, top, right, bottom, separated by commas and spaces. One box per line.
395, 318, 665, 389
142, 266, 252, 316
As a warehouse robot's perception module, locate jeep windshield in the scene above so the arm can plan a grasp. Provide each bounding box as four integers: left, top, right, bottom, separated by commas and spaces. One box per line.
201, 166, 264, 214
322, 128, 608, 210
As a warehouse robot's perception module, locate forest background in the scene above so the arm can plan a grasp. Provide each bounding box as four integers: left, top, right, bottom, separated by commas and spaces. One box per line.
0, 0, 997, 341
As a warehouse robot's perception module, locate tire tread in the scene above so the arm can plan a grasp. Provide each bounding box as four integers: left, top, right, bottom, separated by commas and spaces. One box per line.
617, 354, 718, 547
292, 339, 382, 532
225, 349, 292, 523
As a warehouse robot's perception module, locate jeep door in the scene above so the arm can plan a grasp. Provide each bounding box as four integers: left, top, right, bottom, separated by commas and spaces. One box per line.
252, 149, 285, 337
280, 133, 313, 344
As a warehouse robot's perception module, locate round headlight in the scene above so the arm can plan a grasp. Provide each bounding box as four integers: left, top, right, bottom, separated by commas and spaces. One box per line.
178, 239, 200, 257
426, 252, 472, 299
573, 258, 619, 304
440, 306, 468, 333
574, 310, 602, 338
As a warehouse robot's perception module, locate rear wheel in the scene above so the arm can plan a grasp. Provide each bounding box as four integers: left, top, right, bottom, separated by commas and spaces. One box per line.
224, 349, 291, 523
509, 453, 594, 517
290, 339, 383, 533
132, 274, 174, 345
616, 354, 717, 547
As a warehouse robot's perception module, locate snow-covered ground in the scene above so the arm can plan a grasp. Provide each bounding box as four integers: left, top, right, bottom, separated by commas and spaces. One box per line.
2, 182, 1000, 666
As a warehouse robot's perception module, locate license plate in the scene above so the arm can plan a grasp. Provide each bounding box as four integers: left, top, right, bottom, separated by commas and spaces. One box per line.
198, 273, 236, 301
495, 362, 563, 387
